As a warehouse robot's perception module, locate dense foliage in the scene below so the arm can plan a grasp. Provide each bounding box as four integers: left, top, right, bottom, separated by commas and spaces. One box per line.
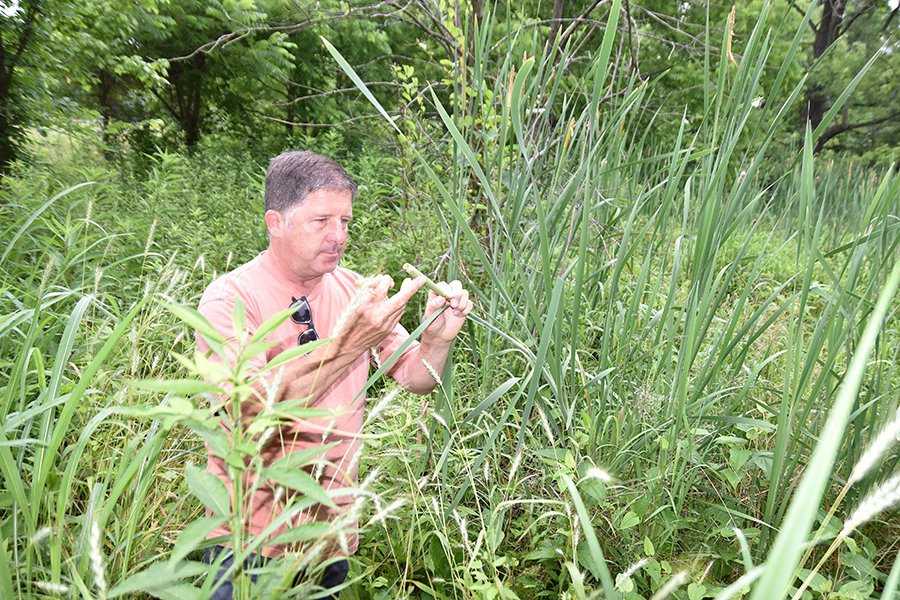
2, 0, 898, 173
1, 1, 899, 599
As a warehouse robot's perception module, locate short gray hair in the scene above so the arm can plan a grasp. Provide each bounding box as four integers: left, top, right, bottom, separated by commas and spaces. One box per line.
264, 151, 358, 213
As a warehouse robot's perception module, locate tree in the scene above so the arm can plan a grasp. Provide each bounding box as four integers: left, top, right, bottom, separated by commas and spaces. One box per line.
799, 0, 899, 152
0, 0, 40, 174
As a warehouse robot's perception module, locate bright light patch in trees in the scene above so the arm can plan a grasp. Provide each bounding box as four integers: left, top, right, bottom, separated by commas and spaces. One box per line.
0, 0, 20, 18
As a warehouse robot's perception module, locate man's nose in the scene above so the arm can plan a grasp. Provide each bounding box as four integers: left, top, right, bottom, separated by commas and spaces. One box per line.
325, 221, 347, 243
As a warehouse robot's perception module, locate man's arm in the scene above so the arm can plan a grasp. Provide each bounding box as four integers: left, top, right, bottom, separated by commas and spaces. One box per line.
247, 275, 428, 411
389, 279, 473, 395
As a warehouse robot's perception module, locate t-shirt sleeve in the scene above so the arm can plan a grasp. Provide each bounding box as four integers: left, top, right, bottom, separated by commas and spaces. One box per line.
375, 321, 424, 388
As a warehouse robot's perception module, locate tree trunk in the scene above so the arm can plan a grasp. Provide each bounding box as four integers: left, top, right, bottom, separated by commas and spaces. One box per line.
546, 0, 566, 55
0, 32, 15, 176
96, 70, 116, 159
802, 0, 846, 131
167, 55, 206, 147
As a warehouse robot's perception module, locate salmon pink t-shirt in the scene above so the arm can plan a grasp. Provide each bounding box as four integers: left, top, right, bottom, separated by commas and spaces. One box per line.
196, 250, 421, 557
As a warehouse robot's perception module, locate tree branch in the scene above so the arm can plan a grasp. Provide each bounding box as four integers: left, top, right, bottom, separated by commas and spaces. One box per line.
258, 113, 386, 128
557, 0, 607, 51
837, 2, 876, 37
8, 0, 40, 77
168, 0, 407, 62
815, 110, 900, 151
274, 82, 399, 107
881, 5, 898, 32
788, 1, 818, 35
636, 6, 709, 48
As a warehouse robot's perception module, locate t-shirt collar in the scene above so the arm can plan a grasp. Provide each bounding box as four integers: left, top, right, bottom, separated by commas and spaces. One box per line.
258, 249, 326, 302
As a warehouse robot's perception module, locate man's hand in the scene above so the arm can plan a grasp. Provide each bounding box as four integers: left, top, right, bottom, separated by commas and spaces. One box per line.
421, 280, 473, 345
333, 274, 426, 356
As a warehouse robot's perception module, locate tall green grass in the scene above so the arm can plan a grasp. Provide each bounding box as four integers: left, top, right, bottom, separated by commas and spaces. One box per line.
0, 2, 897, 598
329, 1, 899, 596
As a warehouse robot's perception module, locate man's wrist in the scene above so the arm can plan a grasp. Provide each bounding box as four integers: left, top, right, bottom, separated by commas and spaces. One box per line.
329, 331, 372, 366
419, 336, 452, 361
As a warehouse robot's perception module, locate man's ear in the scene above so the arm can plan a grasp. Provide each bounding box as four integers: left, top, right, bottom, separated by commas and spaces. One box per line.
264, 210, 283, 237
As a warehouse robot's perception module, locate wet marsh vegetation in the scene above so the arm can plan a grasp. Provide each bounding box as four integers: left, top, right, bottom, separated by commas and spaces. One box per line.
2, 3, 899, 599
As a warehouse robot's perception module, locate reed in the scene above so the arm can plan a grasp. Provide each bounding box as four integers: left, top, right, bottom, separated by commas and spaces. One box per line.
1, 1, 897, 597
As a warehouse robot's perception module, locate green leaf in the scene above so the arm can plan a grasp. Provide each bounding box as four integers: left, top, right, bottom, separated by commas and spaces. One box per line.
619, 511, 640, 530
321, 37, 401, 135
231, 298, 247, 344
133, 379, 222, 395
561, 473, 618, 598
164, 302, 224, 345
269, 522, 331, 546
108, 561, 208, 597
688, 582, 707, 600
184, 464, 230, 517
644, 537, 655, 557
616, 573, 635, 593
836, 579, 874, 600
264, 466, 335, 508
268, 444, 336, 470
258, 337, 329, 373
882, 549, 900, 600
0, 182, 96, 266
248, 306, 296, 345
170, 516, 226, 563
0, 540, 12, 600
750, 235, 900, 599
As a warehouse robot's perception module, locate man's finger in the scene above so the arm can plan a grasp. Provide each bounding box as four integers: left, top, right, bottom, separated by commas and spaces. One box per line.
435, 280, 465, 310
371, 274, 395, 297
385, 276, 425, 314
452, 289, 471, 316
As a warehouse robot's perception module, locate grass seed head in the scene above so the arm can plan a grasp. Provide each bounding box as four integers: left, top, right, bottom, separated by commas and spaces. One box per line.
651, 571, 689, 600
89, 519, 106, 598
841, 472, 900, 537
849, 409, 900, 484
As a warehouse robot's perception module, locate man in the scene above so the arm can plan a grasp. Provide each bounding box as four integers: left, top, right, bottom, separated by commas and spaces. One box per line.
195, 150, 472, 597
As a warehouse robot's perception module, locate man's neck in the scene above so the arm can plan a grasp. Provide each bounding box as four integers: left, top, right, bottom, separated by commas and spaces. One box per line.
263, 248, 325, 294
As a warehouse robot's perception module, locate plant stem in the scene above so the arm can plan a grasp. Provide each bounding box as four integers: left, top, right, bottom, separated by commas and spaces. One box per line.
402, 263, 452, 299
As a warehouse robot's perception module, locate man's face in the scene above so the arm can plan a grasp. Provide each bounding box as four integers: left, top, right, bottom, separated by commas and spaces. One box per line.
267, 188, 353, 282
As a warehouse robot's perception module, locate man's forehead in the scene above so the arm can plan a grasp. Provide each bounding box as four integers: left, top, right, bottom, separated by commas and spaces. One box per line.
286, 198, 352, 218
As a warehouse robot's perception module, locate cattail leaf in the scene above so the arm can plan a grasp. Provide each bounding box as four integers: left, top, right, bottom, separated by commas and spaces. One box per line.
589, 0, 622, 115
320, 37, 400, 135
750, 224, 900, 597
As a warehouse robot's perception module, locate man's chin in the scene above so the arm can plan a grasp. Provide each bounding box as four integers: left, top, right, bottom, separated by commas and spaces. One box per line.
317, 253, 342, 270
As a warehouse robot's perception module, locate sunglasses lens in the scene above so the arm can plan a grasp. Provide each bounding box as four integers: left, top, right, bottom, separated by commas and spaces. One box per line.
290, 298, 312, 324
297, 329, 319, 345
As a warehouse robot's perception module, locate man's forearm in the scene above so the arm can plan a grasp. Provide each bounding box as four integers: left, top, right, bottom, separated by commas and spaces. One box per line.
249, 339, 366, 411
403, 339, 453, 394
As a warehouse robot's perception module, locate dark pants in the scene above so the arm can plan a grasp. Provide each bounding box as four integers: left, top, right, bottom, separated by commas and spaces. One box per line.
203, 545, 349, 599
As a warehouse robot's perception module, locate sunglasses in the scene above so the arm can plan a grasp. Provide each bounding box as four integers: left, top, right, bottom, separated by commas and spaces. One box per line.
289, 296, 319, 346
